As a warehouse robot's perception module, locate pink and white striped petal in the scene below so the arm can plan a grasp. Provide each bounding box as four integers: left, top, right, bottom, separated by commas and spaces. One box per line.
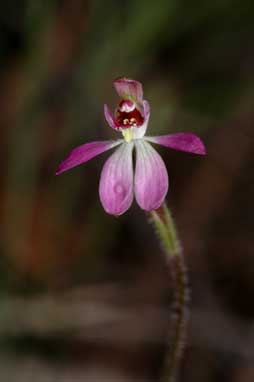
131, 100, 151, 139
143, 99, 150, 121
55, 140, 122, 175
113, 78, 143, 104
146, 133, 206, 155
134, 140, 168, 211
99, 142, 134, 216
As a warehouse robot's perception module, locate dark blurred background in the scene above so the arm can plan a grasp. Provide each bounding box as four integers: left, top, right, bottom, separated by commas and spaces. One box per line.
0, 1, 253, 381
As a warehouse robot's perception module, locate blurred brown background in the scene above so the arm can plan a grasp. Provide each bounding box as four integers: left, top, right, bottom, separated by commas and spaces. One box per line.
0, 0, 253, 381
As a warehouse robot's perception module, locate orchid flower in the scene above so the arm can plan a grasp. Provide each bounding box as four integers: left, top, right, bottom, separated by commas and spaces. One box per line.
56, 78, 206, 216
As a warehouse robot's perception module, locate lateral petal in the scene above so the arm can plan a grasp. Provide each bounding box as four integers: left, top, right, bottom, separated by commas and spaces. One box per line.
134, 140, 168, 211
146, 133, 206, 155
99, 142, 134, 216
104, 104, 120, 130
55, 140, 122, 175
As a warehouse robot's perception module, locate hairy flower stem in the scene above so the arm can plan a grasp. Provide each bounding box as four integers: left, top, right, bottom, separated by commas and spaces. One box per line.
150, 203, 189, 382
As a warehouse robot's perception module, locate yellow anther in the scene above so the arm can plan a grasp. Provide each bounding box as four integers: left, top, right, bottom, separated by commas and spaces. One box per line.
123, 118, 129, 125
130, 118, 137, 126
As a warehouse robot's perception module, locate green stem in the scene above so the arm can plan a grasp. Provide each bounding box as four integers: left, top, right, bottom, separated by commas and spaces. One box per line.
150, 203, 189, 382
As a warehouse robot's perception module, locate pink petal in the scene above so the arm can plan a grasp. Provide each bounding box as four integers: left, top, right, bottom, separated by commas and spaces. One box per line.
99, 143, 134, 216
143, 100, 150, 121
113, 77, 143, 104
134, 141, 168, 211
146, 133, 206, 155
131, 100, 151, 140
104, 104, 120, 130
55, 140, 122, 175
